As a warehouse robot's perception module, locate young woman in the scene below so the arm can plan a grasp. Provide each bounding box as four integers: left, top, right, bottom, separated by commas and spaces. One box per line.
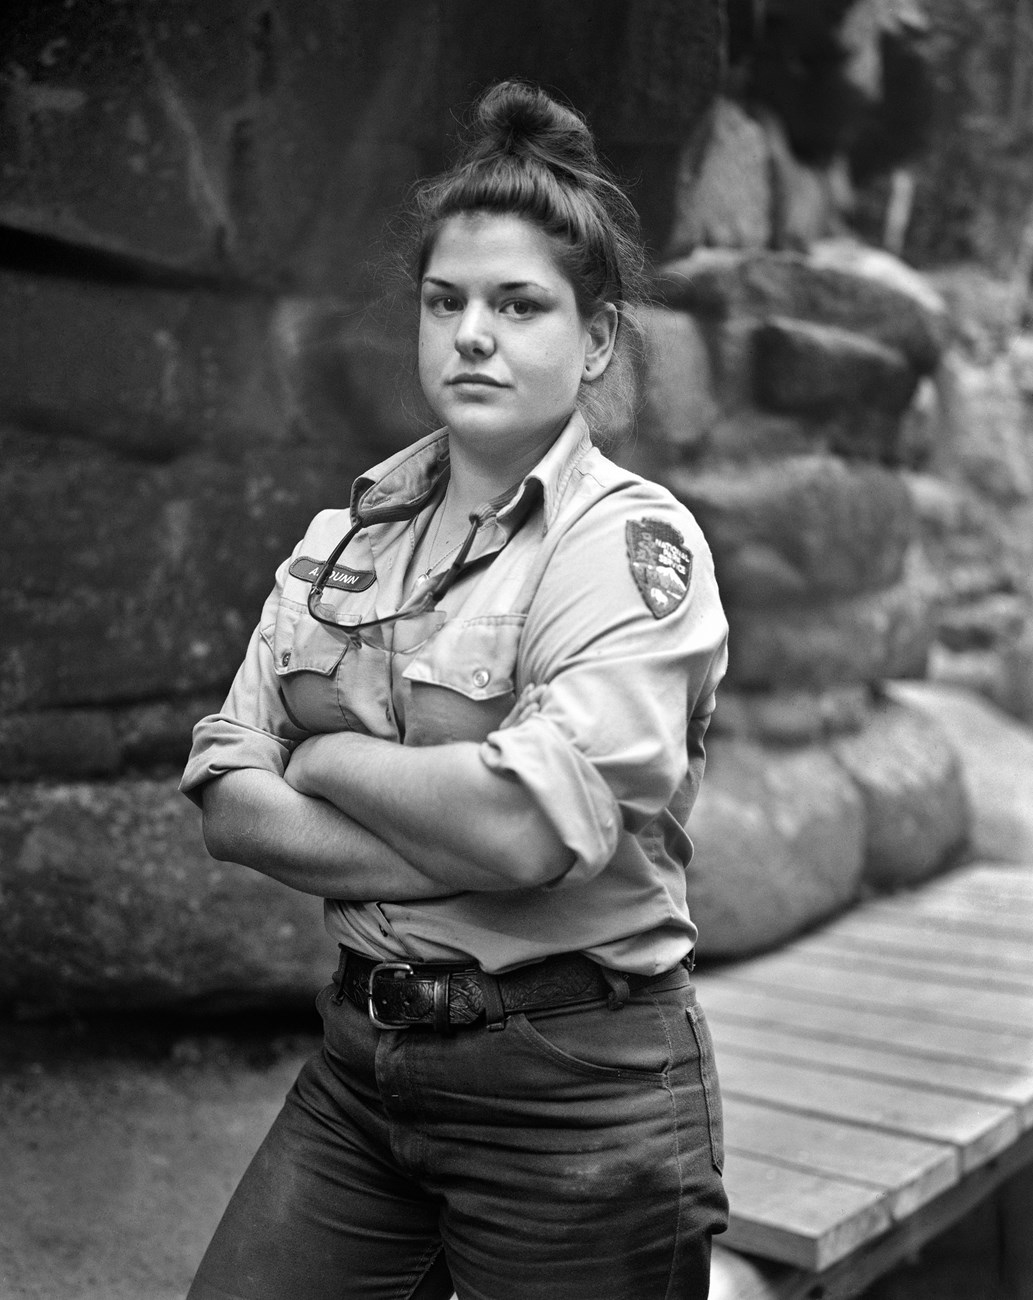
182, 80, 729, 1300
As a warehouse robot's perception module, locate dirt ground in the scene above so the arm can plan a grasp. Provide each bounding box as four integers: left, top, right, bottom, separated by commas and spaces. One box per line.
0, 1012, 320, 1300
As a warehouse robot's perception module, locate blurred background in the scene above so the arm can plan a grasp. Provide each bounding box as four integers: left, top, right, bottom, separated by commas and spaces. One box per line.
2, 1, 1033, 1296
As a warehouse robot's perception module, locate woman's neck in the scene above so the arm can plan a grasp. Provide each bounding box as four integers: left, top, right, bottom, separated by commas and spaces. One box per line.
444, 430, 557, 518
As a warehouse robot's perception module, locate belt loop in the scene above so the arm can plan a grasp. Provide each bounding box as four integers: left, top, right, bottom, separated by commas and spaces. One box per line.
479, 971, 507, 1031
600, 965, 630, 1011
433, 972, 451, 1033
333, 945, 349, 1005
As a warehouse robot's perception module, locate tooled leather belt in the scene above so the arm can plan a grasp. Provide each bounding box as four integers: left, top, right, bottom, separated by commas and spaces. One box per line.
331, 945, 689, 1032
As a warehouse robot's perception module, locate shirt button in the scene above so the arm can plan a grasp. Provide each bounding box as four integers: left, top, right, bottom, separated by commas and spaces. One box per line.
280, 651, 291, 666
472, 668, 491, 689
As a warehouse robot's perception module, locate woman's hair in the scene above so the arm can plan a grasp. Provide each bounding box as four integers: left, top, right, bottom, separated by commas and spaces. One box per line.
405, 80, 650, 443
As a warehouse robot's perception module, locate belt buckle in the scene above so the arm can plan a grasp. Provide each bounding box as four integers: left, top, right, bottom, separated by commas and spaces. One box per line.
368, 961, 417, 1029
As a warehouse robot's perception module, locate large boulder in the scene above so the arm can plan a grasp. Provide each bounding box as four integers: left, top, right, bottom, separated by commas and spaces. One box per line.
889, 681, 1033, 864
657, 247, 949, 374
666, 98, 773, 255
724, 548, 937, 689
686, 739, 866, 958
831, 697, 970, 889
635, 306, 718, 469
0, 779, 336, 1016
753, 316, 919, 418
672, 456, 915, 605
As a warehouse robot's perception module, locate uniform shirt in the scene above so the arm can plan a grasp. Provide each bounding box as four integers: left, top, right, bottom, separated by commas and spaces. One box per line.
181, 412, 728, 976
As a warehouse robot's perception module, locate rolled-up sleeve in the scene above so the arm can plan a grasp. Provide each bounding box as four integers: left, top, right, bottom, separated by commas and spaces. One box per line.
180, 557, 310, 807
480, 485, 728, 887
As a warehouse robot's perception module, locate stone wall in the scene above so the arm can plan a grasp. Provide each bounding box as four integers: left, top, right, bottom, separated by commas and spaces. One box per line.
642, 240, 972, 957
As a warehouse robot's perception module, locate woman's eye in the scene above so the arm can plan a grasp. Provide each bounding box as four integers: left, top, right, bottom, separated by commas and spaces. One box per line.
504, 299, 538, 318
426, 295, 462, 314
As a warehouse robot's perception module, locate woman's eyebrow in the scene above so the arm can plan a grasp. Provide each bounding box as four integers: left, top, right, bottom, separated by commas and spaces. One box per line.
421, 276, 550, 292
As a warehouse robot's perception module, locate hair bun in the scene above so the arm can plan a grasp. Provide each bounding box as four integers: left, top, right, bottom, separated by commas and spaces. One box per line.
467, 80, 598, 176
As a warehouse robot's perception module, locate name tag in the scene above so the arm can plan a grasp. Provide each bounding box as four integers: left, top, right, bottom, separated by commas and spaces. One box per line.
289, 556, 376, 592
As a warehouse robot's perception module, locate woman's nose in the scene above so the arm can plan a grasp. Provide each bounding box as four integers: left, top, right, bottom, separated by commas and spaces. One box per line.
454, 303, 495, 357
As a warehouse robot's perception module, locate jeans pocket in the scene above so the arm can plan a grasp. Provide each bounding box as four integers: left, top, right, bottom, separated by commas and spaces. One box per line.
510, 1000, 671, 1082
686, 1003, 725, 1173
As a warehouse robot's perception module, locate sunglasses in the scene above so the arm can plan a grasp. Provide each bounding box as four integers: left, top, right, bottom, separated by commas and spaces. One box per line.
306, 505, 494, 653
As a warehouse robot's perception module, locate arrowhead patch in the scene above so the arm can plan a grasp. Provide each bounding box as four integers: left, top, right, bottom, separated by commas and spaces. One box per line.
625, 518, 693, 619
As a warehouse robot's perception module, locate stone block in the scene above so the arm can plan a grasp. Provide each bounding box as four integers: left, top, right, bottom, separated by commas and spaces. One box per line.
951, 357, 1033, 504
666, 98, 772, 256
0, 696, 222, 781
686, 738, 866, 959
724, 547, 937, 689
0, 2, 442, 292
831, 697, 970, 889
0, 271, 296, 456
0, 778, 336, 1014
673, 456, 915, 605
635, 306, 717, 466
710, 684, 872, 745
1, 427, 365, 713
704, 409, 822, 462
657, 247, 948, 374
275, 297, 428, 460
754, 316, 919, 416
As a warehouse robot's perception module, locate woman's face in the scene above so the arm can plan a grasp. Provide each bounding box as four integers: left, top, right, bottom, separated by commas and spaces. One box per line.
418, 212, 615, 468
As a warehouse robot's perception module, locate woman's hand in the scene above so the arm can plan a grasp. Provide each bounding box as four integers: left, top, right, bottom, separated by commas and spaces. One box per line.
499, 683, 545, 730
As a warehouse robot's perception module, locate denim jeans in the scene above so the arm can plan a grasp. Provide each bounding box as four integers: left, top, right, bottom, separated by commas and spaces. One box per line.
187, 965, 728, 1300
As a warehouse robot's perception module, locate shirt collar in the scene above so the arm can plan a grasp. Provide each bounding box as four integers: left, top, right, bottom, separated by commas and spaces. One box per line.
496, 410, 593, 533
350, 409, 593, 533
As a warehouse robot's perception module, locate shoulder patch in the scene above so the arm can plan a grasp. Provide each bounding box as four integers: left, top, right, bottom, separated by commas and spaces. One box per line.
625, 518, 693, 619
289, 556, 376, 592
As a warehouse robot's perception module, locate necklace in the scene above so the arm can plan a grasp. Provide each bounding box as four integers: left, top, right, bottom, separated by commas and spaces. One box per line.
410, 501, 466, 584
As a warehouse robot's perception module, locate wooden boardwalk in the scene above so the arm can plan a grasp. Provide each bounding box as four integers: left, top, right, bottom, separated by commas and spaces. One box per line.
696, 861, 1033, 1276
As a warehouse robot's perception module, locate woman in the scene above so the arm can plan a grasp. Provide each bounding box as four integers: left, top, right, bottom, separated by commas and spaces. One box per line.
181, 80, 729, 1300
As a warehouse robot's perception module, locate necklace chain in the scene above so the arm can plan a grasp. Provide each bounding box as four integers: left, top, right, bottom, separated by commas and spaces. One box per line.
411, 501, 465, 581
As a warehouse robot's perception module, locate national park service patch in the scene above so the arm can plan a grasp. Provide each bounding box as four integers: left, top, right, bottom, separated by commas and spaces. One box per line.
625, 518, 693, 619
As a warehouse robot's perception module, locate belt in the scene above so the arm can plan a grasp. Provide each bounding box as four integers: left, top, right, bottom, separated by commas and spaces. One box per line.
332, 945, 690, 1032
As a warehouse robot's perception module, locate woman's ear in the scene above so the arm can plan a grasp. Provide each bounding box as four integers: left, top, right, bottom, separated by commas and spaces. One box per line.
582, 303, 619, 382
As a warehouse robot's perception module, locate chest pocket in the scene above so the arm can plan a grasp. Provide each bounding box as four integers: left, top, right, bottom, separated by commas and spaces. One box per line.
262, 598, 351, 733
401, 615, 525, 746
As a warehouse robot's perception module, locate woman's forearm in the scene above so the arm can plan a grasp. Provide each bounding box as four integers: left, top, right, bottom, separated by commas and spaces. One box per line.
285, 733, 574, 889
200, 768, 474, 899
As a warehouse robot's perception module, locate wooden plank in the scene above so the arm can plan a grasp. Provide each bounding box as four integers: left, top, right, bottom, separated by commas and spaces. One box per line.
710, 1125, 1033, 1300
722, 1095, 958, 1216
715, 1046, 1019, 1171
860, 891, 1033, 940
716, 952, 1033, 1034
791, 926, 1033, 987
713, 1019, 1033, 1126
720, 1150, 893, 1270
801, 909, 1033, 978
746, 938, 1033, 999
920, 861, 1033, 901
696, 978, 1033, 1072
819, 901, 1033, 949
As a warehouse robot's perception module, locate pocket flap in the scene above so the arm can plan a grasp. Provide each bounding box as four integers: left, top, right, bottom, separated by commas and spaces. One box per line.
402, 616, 524, 700
261, 598, 348, 677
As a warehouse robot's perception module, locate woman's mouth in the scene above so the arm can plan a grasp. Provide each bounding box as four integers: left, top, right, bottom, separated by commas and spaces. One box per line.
448, 373, 506, 387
